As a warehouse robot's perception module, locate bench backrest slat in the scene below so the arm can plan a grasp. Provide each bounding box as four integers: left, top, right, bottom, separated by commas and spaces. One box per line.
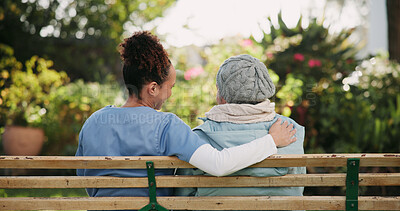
1, 154, 399, 168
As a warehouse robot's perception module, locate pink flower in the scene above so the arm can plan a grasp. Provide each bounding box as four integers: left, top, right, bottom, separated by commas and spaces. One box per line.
346, 59, 354, 64
293, 53, 305, 62
184, 67, 204, 80
308, 59, 322, 68
241, 39, 253, 47
266, 52, 274, 59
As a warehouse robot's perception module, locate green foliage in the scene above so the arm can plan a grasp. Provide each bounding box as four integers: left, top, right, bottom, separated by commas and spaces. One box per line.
165, 14, 397, 154
353, 55, 400, 152
0, 44, 69, 127
0, 43, 22, 91
0, 44, 123, 155
261, 13, 358, 102
42, 79, 123, 155
0, 0, 175, 81
311, 54, 400, 153
1, 6, 399, 157
254, 14, 361, 153
256, 14, 399, 153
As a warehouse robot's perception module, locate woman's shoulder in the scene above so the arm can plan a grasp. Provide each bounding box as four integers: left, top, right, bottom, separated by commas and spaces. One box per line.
193, 118, 234, 133
83, 106, 181, 126
158, 111, 184, 123
82, 106, 113, 123
274, 114, 304, 129
273, 114, 305, 153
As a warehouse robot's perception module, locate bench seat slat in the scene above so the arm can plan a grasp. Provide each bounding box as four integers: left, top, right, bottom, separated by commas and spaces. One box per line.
0, 196, 399, 210
1, 154, 399, 169
1, 173, 399, 188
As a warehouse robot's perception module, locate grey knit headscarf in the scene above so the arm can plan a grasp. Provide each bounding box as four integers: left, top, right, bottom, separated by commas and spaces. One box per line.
216, 54, 275, 104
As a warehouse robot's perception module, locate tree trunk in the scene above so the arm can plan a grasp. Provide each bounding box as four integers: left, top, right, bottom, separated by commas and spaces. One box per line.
387, 0, 400, 62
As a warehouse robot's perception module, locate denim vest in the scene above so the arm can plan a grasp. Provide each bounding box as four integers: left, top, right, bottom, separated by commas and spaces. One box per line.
175, 114, 306, 198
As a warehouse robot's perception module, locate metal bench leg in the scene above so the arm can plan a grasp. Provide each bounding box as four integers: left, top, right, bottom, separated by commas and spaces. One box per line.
346, 158, 360, 211
139, 161, 169, 211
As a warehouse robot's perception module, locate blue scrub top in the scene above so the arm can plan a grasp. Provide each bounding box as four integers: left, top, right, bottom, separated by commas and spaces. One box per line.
75, 106, 206, 197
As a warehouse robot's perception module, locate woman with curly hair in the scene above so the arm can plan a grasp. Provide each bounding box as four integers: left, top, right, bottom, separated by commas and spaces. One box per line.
75, 31, 296, 198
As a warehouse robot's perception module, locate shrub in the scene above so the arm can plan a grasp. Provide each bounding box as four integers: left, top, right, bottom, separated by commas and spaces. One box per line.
0, 44, 69, 128
42, 79, 124, 155
0, 43, 124, 155
351, 54, 400, 152
256, 14, 361, 153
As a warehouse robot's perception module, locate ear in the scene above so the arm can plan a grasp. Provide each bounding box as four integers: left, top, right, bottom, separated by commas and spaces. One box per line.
216, 91, 227, 105
147, 82, 159, 96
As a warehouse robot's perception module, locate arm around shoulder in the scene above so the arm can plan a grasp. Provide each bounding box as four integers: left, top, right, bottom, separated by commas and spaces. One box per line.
189, 134, 277, 176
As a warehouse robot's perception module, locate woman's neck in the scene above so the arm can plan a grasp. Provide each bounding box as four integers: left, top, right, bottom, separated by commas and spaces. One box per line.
121, 95, 154, 108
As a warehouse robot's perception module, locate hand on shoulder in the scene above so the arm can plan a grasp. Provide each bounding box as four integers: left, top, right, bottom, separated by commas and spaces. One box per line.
269, 118, 297, 147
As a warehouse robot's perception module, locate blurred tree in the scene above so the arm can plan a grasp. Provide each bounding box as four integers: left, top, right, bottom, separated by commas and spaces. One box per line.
0, 0, 174, 82
387, 0, 400, 62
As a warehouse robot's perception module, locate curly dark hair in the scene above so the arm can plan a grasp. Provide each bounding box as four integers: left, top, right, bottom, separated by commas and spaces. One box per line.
119, 31, 171, 98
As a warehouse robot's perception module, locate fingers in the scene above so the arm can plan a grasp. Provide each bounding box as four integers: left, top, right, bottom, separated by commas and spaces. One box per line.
270, 118, 298, 147
271, 118, 282, 130
272, 118, 282, 128
289, 128, 296, 137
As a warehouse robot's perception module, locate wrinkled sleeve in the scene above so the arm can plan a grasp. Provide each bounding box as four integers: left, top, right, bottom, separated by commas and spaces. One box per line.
157, 114, 207, 162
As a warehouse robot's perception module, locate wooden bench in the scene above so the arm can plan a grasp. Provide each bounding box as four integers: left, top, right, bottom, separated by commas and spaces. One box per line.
0, 154, 399, 210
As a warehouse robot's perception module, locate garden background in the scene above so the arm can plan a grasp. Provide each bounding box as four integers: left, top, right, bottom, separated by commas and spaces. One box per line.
1, 0, 399, 199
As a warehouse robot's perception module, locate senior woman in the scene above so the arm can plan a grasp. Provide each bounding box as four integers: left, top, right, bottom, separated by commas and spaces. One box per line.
176, 54, 306, 202
75, 31, 296, 198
